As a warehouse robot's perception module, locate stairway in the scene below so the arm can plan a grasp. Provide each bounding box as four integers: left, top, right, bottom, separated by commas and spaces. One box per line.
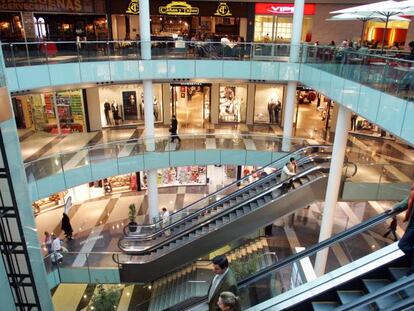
295, 256, 414, 311
118, 156, 329, 282
147, 237, 276, 311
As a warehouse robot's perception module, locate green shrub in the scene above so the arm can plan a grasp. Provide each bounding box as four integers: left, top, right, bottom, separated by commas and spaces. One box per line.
90, 284, 121, 311
231, 253, 261, 281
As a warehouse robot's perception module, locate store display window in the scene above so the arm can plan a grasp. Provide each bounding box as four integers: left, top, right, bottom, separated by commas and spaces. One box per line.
12, 90, 85, 135
254, 16, 313, 42
54, 90, 86, 134
254, 84, 284, 124
99, 84, 163, 128
140, 166, 207, 189
219, 84, 247, 123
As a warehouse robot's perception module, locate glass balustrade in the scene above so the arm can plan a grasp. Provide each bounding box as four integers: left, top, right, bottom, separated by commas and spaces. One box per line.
2, 41, 412, 101
24, 133, 308, 196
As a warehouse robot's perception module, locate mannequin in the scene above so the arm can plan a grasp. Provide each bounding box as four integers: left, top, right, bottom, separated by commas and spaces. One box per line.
267, 95, 279, 124
274, 101, 281, 124
103, 99, 112, 125
153, 96, 159, 121
111, 101, 120, 125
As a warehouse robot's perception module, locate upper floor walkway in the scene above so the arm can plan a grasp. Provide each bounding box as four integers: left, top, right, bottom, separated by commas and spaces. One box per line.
1, 41, 413, 146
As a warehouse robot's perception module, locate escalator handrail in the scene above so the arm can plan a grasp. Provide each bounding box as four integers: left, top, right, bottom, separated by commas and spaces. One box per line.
118, 160, 331, 255
123, 144, 331, 237
178, 201, 408, 311
238, 205, 406, 287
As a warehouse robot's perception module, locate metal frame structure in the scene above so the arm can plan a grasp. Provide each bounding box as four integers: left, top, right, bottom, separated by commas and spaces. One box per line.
0, 130, 41, 310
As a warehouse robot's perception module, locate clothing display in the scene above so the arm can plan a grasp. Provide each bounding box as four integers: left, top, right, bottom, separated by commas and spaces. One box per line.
267, 97, 281, 124
104, 101, 112, 125
219, 86, 244, 122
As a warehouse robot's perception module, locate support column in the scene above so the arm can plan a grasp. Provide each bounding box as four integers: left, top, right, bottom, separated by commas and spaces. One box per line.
282, 82, 297, 151
282, 0, 304, 152
140, 0, 159, 222
314, 105, 351, 276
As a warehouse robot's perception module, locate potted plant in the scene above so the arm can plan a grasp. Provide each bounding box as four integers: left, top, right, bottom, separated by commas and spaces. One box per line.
90, 284, 121, 311
128, 203, 138, 232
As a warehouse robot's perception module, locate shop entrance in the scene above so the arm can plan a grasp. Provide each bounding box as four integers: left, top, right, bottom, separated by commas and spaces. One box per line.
294, 87, 333, 140
171, 84, 211, 128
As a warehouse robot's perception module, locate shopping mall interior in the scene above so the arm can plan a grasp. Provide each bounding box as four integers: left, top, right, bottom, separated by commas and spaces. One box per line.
0, 0, 414, 310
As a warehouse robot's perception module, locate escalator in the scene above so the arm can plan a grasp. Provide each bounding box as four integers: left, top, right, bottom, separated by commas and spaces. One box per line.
151, 200, 410, 311
116, 146, 333, 282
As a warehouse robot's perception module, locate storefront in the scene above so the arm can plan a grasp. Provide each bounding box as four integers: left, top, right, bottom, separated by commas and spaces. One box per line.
109, 1, 249, 41
0, 0, 107, 41
98, 83, 163, 128
12, 89, 86, 135
219, 84, 247, 123
350, 115, 393, 139
32, 164, 239, 215
254, 3, 315, 42
171, 83, 210, 127
365, 20, 410, 48
254, 84, 284, 125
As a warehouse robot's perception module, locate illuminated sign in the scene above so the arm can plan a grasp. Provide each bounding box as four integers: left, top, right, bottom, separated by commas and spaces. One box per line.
126, 0, 139, 14
255, 3, 316, 15
159, 1, 199, 15
214, 2, 232, 17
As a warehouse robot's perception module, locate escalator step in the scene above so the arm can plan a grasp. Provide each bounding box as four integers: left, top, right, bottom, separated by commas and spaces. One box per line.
363, 279, 402, 309
243, 206, 251, 214
388, 267, 414, 297
337, 291, 370, 310
311, 302, 339, 310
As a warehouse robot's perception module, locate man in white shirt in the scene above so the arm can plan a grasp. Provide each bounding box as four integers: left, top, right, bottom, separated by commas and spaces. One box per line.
280, 157, 297, 194
51, 233, 63, 263
161, 207, 171, 236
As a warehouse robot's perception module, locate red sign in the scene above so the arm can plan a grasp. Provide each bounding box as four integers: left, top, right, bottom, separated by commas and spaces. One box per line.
255, 3, 316, 15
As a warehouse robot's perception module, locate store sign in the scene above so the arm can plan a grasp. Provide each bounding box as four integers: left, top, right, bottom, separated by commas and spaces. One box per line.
255, 3, 316, 15
0, 0, 98, 13
159, 1, 199, 15
126, 0, 139, 14
214, 2, 232, 17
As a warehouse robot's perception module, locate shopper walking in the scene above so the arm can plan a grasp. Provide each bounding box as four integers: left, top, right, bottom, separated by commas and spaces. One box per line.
44, 231, 52, 254
398, 182, 414, 275
217, 291, 241, 311
383, 215, 398, 241
51, 233, 63, 263
207, 255, 238, 311
61, 213, 73, 241
161, 207, 171, 236
170, 115, 181, 143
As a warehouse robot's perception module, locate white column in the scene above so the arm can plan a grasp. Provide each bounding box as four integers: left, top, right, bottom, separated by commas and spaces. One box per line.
140, 0, 159, 221
282, 82, 297, 151
314, 105, 351, 276
282, 0, 305, 151
139, 0, 151, 60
